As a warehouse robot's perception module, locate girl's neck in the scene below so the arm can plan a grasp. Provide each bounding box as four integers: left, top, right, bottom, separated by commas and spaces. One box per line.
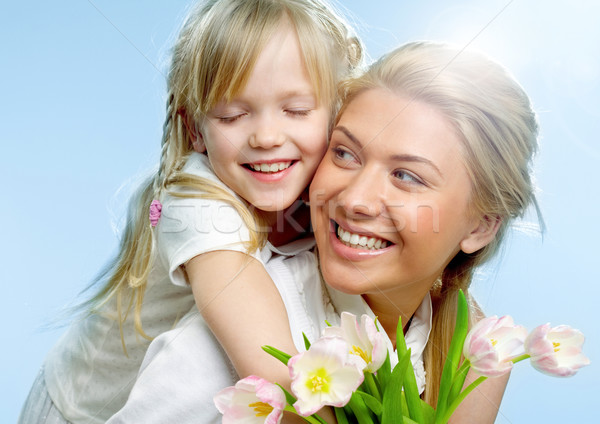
261, 199, 312, 247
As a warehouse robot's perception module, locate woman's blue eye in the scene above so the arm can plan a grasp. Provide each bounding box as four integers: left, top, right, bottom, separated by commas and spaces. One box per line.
332, 147, 355, 162
392, 169, 422, 185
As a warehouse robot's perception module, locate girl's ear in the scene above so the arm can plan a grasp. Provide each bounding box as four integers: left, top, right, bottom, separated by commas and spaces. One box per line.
460, 214, 502, 254
178, 108, 205, 153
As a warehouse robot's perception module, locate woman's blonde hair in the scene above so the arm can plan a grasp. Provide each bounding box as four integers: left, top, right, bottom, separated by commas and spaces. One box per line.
82, 0, 362, 351
337, 41, 542, 405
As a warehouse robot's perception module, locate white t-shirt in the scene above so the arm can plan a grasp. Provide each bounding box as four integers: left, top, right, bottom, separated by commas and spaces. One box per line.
107, 247, 432, 423
44, 153, 263, 424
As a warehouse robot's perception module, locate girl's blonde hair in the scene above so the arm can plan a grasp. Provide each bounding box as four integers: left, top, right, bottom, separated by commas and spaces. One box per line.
337, 41, 542, 405
83, 0, 362, 350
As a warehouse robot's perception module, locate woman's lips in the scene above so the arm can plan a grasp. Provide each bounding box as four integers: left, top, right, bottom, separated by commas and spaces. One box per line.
329, 220, 395, 260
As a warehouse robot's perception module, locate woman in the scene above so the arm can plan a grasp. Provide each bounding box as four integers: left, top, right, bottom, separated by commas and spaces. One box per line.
309, 41, 541, 422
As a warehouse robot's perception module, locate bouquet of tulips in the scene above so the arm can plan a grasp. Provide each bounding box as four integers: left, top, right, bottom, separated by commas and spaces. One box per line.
214, 291, 589, 423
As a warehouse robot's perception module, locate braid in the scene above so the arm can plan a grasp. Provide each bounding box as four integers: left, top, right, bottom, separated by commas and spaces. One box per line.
154, 92, 176, 196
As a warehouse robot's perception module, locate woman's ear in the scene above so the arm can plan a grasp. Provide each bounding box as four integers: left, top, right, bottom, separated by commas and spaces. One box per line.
178, 108, 205, 153
460, 214, 502, 254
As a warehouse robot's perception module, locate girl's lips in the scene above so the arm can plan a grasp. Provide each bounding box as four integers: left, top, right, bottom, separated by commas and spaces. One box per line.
328, 220, 395, 261
242, 160, 297, 183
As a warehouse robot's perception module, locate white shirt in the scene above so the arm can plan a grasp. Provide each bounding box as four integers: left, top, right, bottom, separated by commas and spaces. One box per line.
44, 153, 263, 424
108, 245, 432, 423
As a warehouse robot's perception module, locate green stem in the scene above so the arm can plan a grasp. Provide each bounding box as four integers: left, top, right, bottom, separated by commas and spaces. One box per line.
509, 353, 531, 365
283, 405, 325, 424
364, 372, 381, 402
439, 375, 487, 423
447, 360, 471, 406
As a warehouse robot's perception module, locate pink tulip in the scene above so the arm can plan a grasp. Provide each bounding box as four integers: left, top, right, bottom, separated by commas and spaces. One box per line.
525, 324, 591, 377
288, 336, 364, 416
323, 312, 387, 373
463, 315, 527, 377
214, 375, 285, 424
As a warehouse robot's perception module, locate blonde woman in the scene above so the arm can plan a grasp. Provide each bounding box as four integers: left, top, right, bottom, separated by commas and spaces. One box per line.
309, 41, 541, 422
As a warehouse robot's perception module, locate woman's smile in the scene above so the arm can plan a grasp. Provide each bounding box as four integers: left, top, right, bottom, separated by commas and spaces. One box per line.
310, 87, 480, 299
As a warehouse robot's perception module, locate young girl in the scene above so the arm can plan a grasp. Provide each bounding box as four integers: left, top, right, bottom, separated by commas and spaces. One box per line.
18, 1, 361, 423
308, 41, 542, 422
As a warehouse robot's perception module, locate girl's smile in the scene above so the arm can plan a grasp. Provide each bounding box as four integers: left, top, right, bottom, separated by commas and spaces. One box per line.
197, 19, 329, 213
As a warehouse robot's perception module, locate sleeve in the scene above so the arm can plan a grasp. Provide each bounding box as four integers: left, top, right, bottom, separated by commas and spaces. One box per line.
106, 307, 235, 424
156, 192, 262, 287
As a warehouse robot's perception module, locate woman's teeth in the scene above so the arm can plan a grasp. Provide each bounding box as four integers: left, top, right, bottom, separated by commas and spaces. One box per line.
250, 162, 292, 173
337, 226, 388, 250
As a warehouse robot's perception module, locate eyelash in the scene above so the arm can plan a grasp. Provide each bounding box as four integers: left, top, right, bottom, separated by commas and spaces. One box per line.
286, 109, 312, 117
392, 169, 426, 187
217, 114, 245, 124
332, 146, 357, 164
216, 108, 311, 124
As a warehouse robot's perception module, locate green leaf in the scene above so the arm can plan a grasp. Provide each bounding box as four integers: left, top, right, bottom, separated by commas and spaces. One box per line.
356, 391, 383, 416
348, 392, 375, 424
400, 391, 409, 418
302, 332, 311, 351
334, 406, 351, 424
262, 345, 292, 366
381, 351, 409, 424
447, 361, 470, 407
376, 351, 392, 393
276, 383, 297, 406
435, 290, 469, 422
400, 348, 424, 423
394, 315, 424, 421
363, 372, 381, 401
396, 315, 407, 361
421, 399, 436, 424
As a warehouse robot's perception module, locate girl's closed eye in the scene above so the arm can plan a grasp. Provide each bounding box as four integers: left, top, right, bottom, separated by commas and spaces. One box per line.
285, 108, 312, 117
216, 112, 247, 124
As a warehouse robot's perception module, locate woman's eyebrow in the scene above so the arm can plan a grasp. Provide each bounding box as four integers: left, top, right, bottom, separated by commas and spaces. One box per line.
333, 125, 443, 178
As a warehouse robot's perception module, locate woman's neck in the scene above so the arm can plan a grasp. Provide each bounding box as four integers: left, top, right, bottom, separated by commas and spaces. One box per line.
363, 284, 431, 348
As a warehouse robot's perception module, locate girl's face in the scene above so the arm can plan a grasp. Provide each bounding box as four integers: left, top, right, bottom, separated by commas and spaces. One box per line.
197, 22, 329, 213
310, 88, 486, 302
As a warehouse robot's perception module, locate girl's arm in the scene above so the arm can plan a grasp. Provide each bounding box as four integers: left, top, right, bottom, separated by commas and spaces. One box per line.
186, 250, 298, 384
187, 250, 337, 423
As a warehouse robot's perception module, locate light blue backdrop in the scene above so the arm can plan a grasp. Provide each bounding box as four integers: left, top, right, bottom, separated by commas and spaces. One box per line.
3, 1, 597, 422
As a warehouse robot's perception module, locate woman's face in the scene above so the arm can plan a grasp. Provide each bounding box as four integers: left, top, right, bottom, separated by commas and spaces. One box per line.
310, 88, 484, 301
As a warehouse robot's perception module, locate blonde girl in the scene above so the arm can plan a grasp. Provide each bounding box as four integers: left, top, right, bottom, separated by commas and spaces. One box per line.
310, 41, 541, 423
19, 1, 361, 423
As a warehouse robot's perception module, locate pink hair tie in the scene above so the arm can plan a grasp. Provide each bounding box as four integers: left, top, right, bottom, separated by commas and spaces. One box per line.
149, 199, 162, 227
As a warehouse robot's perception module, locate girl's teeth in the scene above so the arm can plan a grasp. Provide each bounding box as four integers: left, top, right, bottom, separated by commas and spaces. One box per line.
336, 225, 389, 250
252, 162, 291, 173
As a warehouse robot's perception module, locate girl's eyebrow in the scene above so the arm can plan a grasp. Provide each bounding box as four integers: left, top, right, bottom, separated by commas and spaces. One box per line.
333, 125, 444, 178
279, 90, 316, 100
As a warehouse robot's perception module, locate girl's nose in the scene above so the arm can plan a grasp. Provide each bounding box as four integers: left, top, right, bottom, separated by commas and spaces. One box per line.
249, 114, 285, 149
336, 169, 384, 218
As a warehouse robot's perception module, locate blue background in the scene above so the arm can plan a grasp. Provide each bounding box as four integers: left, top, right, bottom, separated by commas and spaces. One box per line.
2, 1, 597, 422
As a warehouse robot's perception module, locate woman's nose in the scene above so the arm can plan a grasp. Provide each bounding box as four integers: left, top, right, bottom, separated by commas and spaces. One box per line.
336, 169, 384, 218
249, 113, 285, 149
